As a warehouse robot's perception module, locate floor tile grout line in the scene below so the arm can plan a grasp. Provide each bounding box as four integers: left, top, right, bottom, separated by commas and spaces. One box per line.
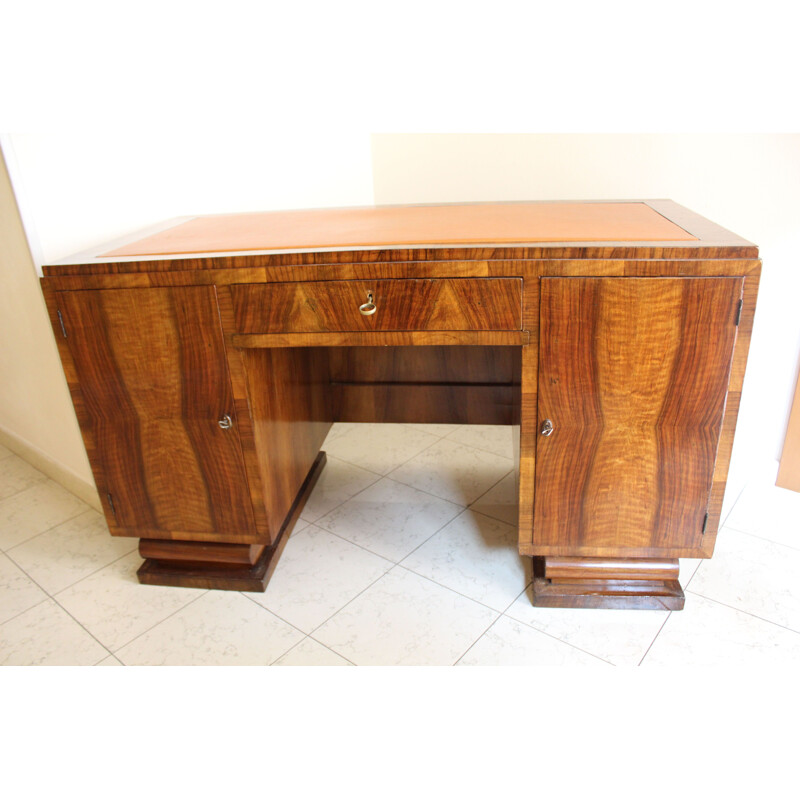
265, 631, 315, 667
314, 452, 388, 481
2, 550, 60, 604
32, 591, 120, 662
395, 505, 525, 584
499, 606, 617, 666
98, 588, 212, 659
302, 562, 508, 666
322, 425, 449, 480
0, 596, 53, 629
452, 611, 504, 665
1, 505, 96, 555
219, 431, 517, 647
290, 504, 507, 649
267, 634, 358, 667
718, 480, 750, 530
463, 505, 519, 532
636, 612, 673, 666
313, 425, 515, 518
452, 582, 533, 665
305, 634, 358, 666
684, 588, 800, 637
7, 541, 138, 600
245, 441, 515, 653
467, 467, 516, 505
0, 476, 50, 504
326, 426, 513, 500
465, 506, 518, 528
400, 424, 460, 439
441, 427, 518, 460
380, 468, 507, 509
301, 522, 412, 567
52, 545, 141, 595
307, 467, 472, 533
386, 563, 520, 617
298, 465, 384, 525
680, 560, 702, 592
238, 591, 314, 640
302, 566, 404, 646
0, 467, 62, 491
718, 523, 800, 552
392, 506, 487, 566
249, 557, 529, 665
313, 489, 469, 566
366, 470, 474, 507
266, 636, 306, 666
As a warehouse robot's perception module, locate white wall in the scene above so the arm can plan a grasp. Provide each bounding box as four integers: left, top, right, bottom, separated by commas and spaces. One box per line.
7, 131, 374, 269
0, 131, 374, 498
0, 147, 94, 501
371, 134, 800, 510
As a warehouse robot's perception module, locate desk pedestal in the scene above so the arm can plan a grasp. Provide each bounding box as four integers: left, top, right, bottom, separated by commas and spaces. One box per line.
137, 452, 327, 592
531, 556, 685, 610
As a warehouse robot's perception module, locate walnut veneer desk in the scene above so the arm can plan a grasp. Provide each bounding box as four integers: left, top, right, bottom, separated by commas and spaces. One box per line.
41, 201, 760, 610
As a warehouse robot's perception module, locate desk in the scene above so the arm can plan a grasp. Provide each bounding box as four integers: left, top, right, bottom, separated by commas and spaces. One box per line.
41, 201, 760, 610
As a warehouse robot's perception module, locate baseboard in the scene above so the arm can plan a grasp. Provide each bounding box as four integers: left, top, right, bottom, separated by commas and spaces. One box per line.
0, 425, 101, 512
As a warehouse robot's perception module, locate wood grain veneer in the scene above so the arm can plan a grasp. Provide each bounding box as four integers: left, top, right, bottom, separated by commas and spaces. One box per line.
327, 345, 520, 425
53, 287, 256, 541
231, 331, 529, 348
230, 279, 523, 333
239, 346, 331, 542
533, 277, 742, 551
137, 452, 326, 590
40, 200, 761, 605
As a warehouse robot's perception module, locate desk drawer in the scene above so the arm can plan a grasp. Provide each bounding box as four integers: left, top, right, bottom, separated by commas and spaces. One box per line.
231, 279, 523, 333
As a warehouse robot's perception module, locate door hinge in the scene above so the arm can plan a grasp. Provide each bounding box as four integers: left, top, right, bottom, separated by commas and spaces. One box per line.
734, 299, 743, 327
106, 492, 117, 519
56, 309, 67, 338
702, 511, 709, 534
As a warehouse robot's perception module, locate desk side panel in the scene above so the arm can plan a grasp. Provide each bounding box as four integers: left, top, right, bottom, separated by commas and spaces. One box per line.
237, 346, 332, 542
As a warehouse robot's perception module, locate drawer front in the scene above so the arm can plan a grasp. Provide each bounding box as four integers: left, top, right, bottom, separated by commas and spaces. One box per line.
231, 279, 523, 333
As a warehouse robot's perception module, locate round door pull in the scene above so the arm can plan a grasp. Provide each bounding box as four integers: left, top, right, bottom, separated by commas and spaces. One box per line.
218, 415, 233, 430
540, 419, 554, 437
359, 291, 377, 316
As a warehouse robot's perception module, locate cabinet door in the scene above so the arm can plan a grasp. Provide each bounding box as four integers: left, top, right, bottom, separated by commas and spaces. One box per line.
534, 277, 742, 551
57, 287, 256, 538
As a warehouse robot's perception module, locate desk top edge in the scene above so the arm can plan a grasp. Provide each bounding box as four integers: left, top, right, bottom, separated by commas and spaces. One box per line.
42, 200, 759, 276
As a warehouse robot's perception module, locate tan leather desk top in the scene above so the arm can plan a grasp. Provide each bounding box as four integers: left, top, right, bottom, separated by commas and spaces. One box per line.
103, 202, 698, 257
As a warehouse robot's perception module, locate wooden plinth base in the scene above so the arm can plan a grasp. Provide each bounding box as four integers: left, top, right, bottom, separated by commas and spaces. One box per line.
531, 556, 685, 610
137, 452, 327, 592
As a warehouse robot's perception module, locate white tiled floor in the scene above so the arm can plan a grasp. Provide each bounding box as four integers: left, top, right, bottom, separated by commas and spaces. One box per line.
1, 425, 798, 666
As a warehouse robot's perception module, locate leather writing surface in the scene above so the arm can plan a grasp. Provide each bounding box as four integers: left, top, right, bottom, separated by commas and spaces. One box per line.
103, 202, 697, 256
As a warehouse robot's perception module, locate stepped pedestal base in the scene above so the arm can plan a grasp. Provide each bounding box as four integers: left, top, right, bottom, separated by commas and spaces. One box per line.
137, 452, 326, 592
531, 556, 685, 610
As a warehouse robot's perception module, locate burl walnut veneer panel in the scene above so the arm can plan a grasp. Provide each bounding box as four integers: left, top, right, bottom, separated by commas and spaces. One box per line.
230, 279, 522, 333
534, 277, 742, 551
56, 287, 256, 539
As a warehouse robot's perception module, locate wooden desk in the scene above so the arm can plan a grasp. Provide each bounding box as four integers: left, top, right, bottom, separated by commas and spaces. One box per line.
41, 200, 760, 610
